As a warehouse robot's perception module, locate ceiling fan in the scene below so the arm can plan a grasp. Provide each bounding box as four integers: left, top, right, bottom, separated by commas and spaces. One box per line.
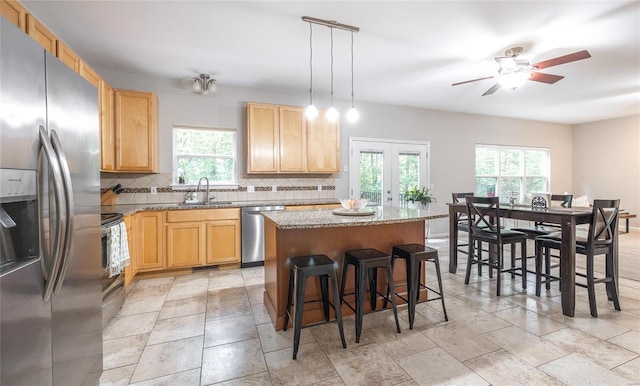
452, 47, 591, 96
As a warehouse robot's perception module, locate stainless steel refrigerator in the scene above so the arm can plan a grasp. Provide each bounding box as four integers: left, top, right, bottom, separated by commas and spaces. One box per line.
0, 16, 103, 385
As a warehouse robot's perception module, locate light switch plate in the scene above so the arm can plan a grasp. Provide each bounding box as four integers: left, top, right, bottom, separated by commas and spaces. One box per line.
247, 185, 255, 193
150, 187, 157, 194
318, 185, 322, 191
272, 186, 277, 192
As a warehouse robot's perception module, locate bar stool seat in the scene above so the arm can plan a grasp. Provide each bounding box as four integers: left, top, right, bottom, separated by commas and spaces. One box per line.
283, 254, 346, 359
388, 244, 448, 329
340, 248, 401, 343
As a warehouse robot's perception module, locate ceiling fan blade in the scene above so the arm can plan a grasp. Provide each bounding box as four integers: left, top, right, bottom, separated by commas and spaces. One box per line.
529, 72, 564, 84
533, 50, 591, 70
482, 83, 501, 96
452, 76, 494, 86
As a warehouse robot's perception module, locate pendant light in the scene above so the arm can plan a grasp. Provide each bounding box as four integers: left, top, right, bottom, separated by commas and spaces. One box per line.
326, 27, 339, 122
346, 30, 360, 123
304, 22, 318, 119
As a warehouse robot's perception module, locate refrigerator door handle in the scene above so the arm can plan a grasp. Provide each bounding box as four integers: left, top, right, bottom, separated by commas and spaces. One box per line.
50, 129, 75, 294
38, 126, 67, 302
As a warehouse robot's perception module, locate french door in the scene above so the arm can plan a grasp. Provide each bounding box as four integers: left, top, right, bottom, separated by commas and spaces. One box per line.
349, 138, 429, 207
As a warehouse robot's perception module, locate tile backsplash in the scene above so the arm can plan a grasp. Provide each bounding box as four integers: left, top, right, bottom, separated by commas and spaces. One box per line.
100, 173, 336, 205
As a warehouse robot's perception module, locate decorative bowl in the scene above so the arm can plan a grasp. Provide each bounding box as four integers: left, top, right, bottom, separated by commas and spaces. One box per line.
339, 198, 369, 210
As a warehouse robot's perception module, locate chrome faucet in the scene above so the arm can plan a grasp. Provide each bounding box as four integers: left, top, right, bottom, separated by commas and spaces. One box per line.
196, 177, 214, 203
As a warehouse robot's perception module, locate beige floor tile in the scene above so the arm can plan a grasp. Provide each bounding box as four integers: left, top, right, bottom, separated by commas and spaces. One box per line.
265, 341, 338, 385
309, 316, 373, 353
445, 307, 511, 334
327, 344, 411, 386
211, 371, 272, 386
130, 335, 203, 383
207, 286, 248, 303
455, 291, 519, 313
492, 306, 566, 336
103, 334, 148, 370
608, 330, 640, 354
117, 292, 167, 316
366, 324, 437, 359
244, 275, 265, 287
129, 368, 201, 386
612, 356, 640, 383
165, 282, 209, 302
251, 303, 272, 325
465, 349, 563, 385
481, 325, 568, 367
542, 327, 638, 369
506, 292, 564, 317
103, 312, 158, 340
204, 314, 258, 348
209, 271, 245, 289
421, 322, 500, 362
201, 338, 267, 385
206, 297, 253, 321
173, 272, 209, 285
132, 277, 174, 289
246, 285, 265, 305
147, 313, 206, 345
99, 364, 136, 386
397, 346, 489, 385
540, 353, 634, 385
597, 309, 640, 332
257, 322, 315, 353
549, 310, 631, 340
158, 294, 207, 320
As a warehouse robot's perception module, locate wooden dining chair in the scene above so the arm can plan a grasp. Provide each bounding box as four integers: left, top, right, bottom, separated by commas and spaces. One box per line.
464, 196, 528, 296
534, 199, 621, 317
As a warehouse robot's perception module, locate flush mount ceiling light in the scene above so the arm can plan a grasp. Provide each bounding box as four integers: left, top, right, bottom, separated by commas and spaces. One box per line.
192, 74, 217, 95
302, 16, 360, 122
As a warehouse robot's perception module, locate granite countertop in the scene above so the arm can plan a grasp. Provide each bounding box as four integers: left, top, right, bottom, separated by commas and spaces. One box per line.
101, 198, 340, 216
261, 206, 449, 230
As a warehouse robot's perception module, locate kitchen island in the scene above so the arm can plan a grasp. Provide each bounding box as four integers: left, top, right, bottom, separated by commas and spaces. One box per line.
261, 206, 448, 330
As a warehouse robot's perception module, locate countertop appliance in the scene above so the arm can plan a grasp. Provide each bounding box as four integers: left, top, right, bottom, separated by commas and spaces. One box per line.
0, 17, 102, 386
100, 213, 126, 326
241, 205, 285, 268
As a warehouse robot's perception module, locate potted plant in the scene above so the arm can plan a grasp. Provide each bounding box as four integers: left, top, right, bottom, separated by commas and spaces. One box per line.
404, 185, 435, 210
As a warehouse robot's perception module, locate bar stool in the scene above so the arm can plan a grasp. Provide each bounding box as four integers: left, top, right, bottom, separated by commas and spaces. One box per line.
340, 248, 401, 343
387, 244, 448, 329
283, 254, 346, 360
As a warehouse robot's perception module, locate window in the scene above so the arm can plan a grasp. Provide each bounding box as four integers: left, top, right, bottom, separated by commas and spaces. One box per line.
173, 126, 237, 186
475, 144, 549, 203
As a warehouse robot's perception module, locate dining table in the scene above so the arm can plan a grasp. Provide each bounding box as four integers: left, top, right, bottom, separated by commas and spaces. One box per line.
447, 202, 616, 317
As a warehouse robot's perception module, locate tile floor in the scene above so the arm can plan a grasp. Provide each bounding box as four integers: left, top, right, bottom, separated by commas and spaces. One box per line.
100, 231, 640, 385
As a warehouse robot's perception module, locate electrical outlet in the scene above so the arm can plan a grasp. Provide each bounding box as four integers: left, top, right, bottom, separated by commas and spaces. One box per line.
317, 185, 322, 191
150, 187, 157, 195
247, 185, 255, 193
272, 186, 277, 192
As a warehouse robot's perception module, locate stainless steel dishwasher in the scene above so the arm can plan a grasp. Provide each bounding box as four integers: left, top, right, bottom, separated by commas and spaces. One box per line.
241, 205, 285, 268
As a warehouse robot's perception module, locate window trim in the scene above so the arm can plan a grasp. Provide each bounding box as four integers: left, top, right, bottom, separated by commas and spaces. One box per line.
172, 125, 238, 188
475, 144, 550, 202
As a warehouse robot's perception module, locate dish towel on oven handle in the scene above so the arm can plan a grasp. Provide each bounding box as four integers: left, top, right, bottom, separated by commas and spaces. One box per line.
107, 222, 130, 278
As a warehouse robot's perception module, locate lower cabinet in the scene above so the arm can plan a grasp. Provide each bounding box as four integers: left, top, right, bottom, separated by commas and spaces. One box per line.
135, 211, 165, 272
123, 214, 137, 286
165, 208, 241, 269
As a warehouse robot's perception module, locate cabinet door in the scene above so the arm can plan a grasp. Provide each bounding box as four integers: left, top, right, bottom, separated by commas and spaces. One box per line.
135, 211, 164, 271
247, 103, 279, 173
26, 14, 56, 54
279, 106, 306, 172
166, 222, 205, 268
79, 60, 100, 89
56, 40, 79, 72
1, 0, 27, 31
114, 89, 158, 172
100, 80, 115, 171
206, 219, 240, 265
123, 215, 136, 286
307, 112, 340, 173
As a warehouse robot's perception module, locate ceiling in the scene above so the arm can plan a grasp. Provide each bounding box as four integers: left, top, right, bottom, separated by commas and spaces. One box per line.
23, 1, 640, 125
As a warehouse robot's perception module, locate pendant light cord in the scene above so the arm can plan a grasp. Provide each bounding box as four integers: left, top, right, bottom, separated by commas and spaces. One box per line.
330, 27, 334, 106
309, 22, 313, 105
350, 31, 354, 107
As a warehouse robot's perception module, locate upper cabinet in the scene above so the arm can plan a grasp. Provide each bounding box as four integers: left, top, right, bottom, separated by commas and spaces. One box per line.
56, 40, 79, 72
114, 89, 158, 173
247, 102, 339, 174
26, 14, 56, 54
1, 0, 27, 31
79, 60, 101, 89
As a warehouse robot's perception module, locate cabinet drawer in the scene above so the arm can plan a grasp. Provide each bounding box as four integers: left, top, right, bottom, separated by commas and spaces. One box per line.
166, 208, 240, 223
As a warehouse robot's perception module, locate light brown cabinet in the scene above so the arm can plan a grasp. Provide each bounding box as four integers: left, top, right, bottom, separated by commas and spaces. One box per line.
114, 89, 158, 172
100, 80, 115, 171
56, 40, 79, 72
247, 102, 340, 174
135, 211, 164, 272
165, 208, 241, 268
79, 60, 100, 89
26, 13, 56, 54
1, 0, 27, 32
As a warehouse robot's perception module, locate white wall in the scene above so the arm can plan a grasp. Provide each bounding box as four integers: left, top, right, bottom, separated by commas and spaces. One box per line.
572, 115, 640, 228
101, 70, 574, 234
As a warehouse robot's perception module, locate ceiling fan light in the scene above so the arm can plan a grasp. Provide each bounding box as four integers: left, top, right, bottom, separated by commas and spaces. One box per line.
499, 71, 530, 89
192, 78, 203, 93
346, 107, 359, 122
206, 79, 217, 94
326, 106, 339, 121
305, 104, 318, 119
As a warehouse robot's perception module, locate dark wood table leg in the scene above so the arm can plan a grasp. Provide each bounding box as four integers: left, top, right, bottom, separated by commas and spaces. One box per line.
560, 217, 576, 317
449, 205, 458, 273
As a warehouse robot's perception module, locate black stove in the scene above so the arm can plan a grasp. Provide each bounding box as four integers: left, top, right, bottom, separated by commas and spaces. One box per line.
100, 212, 123, 229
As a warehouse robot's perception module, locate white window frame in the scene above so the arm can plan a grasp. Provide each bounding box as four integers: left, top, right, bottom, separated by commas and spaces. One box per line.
475, 144, 550, 202
172, 125, 238, 188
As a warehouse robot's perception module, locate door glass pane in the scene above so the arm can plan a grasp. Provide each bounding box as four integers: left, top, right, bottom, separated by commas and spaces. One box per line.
398, 152, 420, 204
475, 177, 497, 197
500, 149, 522, 175
359, 151, 383, 205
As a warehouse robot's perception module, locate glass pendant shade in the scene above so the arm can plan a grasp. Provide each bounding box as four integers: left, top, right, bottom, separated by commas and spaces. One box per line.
192, 79, 202, 93
326, 106, 339, 121
346, 107, 359, 122
305, 104, 318, 119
